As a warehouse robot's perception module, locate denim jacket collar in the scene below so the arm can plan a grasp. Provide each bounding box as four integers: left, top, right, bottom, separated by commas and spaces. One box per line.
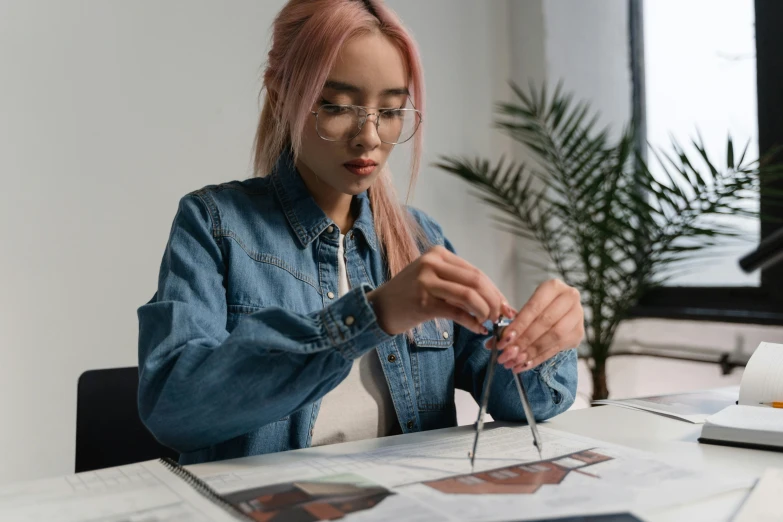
271, 148, 378, 252
348, 193, 378, 253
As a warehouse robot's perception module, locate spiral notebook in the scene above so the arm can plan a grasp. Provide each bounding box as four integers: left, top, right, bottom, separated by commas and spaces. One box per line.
158, 457, 254, 521
0, 457, 252, 522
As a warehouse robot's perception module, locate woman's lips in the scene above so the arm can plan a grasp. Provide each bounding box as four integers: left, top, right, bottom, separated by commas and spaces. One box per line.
343, 163, 377, 176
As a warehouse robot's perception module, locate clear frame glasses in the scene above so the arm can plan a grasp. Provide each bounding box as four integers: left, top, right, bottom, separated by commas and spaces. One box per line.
311, 104, 423, 144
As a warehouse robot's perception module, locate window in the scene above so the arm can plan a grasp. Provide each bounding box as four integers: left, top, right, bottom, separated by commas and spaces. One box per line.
630, 0, 783, 325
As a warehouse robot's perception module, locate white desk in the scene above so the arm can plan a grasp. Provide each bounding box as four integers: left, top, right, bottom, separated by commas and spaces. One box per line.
186, 404, 783, 521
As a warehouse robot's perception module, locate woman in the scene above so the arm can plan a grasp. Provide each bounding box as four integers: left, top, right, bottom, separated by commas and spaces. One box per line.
138, 0, 583, 465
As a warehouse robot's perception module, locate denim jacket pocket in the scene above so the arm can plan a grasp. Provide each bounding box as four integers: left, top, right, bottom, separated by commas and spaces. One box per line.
410, 320, 455, 411
412, 318, 454, 348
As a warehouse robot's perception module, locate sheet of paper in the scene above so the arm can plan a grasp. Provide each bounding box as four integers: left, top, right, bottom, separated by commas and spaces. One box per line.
734, 468, 783, 522
592, 387, 738, 423
0, 460, 236, 522
739, 342, 783, 406
706, 405, 783, 431
199, 426, 750, 522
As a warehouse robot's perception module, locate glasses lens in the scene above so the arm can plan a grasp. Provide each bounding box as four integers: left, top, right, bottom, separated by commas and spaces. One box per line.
316, 105, 361, 141
378, 109, 421, 144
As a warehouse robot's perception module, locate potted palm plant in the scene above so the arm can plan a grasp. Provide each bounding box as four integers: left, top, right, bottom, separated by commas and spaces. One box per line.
435, 82, 781, 400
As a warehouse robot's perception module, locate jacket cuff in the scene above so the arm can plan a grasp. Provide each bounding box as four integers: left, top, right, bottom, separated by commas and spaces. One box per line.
320, 283, 394, 360
534, 348, 573, 381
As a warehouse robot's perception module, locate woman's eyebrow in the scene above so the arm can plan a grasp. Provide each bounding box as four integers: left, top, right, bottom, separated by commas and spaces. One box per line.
324, 80, 409, 96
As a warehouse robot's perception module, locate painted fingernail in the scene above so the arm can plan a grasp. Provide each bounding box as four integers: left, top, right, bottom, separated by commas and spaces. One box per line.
526, 360, 532, 367
500, 346, 518, 365
501, 331, 518, 345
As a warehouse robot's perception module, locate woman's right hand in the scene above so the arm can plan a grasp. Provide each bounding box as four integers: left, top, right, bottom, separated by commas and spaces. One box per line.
366, 246, 515, 336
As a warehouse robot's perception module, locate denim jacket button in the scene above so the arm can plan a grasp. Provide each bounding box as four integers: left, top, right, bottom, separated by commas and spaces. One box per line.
327, 225, 335, 234
406, 420, 414, 430
344, 316, 355, 326
387, 354, 397, 363
327, 291, 335, 299
442, 331, 449, 339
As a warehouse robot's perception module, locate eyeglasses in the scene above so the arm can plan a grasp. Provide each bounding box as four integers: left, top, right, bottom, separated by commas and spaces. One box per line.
310, 104, 423, 144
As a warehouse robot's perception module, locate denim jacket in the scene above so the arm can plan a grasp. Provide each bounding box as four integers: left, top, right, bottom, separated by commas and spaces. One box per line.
137, 150, 578, 465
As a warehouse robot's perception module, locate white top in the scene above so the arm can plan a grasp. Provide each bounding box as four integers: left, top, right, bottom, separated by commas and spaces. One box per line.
311, 232, 397, 446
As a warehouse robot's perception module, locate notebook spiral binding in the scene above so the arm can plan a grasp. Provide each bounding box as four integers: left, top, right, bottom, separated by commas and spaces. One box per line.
159, 457, 254, 521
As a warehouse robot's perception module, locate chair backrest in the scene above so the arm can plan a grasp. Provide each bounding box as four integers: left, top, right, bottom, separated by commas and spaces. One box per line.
76, 366, 178, 473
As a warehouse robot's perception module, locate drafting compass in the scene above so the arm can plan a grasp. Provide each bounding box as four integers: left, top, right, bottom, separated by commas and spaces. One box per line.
469, 317, 543, 471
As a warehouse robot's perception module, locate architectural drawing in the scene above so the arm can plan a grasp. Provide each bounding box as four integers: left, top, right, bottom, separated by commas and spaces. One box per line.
424, 449, 613, 495
222, 474, 394, 522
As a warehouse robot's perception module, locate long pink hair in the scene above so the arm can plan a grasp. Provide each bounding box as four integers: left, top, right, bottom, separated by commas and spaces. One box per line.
253, 0, 428, 289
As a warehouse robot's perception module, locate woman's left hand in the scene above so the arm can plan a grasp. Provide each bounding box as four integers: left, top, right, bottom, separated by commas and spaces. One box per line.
494, 279, 584, 374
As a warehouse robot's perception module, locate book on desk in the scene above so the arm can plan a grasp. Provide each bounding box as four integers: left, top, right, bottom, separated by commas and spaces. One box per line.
699, 341, 783, 452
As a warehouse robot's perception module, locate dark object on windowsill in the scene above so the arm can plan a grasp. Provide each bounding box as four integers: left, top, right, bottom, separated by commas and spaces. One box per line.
740, 226, 783, 273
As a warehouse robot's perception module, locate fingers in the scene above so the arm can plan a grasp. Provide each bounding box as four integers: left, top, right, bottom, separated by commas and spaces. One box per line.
525, 318, 584, 367
425, 247, 510, 323
444, 251, 512, 320
431, 299, 487, 335
491, 278, 584, 374
497, 279, 573, 350
439, 268, 503, 323
512, 290, 576, 353
497, 344, 519, 365
427, 278, 491, 325
509, 317, 583, 374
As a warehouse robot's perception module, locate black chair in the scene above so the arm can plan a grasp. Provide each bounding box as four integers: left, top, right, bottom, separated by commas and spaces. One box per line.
76, 366, 178, 473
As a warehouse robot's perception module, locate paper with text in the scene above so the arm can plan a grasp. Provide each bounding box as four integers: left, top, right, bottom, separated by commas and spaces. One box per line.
0, 460, 235, 522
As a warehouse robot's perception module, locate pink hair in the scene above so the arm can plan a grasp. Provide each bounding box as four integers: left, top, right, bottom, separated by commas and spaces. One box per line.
254, 0, 430, 306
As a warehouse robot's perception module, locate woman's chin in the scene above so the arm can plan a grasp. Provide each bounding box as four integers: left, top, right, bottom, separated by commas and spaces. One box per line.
341, 174, 377, 195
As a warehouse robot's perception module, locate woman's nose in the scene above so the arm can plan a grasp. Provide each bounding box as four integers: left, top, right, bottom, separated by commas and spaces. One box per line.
352, 113, 382, 149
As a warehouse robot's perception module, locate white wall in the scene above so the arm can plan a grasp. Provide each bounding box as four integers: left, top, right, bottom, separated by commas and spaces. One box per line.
0, 0, 279, 484
544, 0, 632, 136
0, 0, 518, 484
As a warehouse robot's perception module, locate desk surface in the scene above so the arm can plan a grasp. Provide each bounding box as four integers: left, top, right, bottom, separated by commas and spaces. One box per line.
187, 404, 783, 522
